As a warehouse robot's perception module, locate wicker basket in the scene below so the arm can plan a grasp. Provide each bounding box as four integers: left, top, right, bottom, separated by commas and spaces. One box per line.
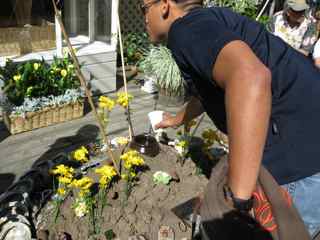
3, 101, 84, 135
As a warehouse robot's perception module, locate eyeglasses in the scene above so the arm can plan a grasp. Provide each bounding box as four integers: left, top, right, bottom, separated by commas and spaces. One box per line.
140, 0, 161, 15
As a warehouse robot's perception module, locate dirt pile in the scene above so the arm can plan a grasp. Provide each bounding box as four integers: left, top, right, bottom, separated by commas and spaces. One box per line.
36, 144, 215, 240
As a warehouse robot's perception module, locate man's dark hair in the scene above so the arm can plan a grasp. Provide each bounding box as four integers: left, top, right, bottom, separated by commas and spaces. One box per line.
173, 0, 203, 12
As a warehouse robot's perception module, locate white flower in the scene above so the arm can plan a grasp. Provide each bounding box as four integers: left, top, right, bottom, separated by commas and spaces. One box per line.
74, 200, 88, 218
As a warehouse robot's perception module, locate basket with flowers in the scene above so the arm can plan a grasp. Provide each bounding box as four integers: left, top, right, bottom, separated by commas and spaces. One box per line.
0, 55, 84, 134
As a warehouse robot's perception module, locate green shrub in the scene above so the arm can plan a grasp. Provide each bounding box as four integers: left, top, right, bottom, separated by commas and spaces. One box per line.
0, 56, 80, 106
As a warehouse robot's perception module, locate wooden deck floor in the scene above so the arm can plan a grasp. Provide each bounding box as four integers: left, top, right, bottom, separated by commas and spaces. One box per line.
0, 80, 213, 193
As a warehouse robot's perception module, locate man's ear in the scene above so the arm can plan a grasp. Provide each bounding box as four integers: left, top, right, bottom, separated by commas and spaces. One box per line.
161, 0, 170, 19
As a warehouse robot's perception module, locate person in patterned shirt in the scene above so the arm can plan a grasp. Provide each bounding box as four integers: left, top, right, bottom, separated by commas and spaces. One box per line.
267, 0, 319, 56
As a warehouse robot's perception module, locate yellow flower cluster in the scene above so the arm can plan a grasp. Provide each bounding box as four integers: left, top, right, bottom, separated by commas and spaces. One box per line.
61, 69, 68, 77
116, 92, 133, 108
51, 164, 75, 196
202, 128, 219, 148
73, 146, 89, 163
13, 74, 21, 82
33, 63, 40, 71
121, 171, 136, 180
95, 165, 117, 187
98, 96, 115, 111
70, 176, 94, 197
177, 140, 188, 148
57, 188, 66, 196
120, 150, 145, 170
51, 164, 75, 179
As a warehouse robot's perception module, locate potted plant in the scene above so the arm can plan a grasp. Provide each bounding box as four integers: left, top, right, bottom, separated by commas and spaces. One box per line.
138, 45, 186, 105
117, 32, 150, 80
0, 56, 84, 134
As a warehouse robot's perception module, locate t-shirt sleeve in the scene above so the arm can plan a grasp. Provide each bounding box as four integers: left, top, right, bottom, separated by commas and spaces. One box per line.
168, 18, 243, 84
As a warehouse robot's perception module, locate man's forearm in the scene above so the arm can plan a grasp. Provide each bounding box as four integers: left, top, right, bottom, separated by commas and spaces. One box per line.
226, 71, 271, 200
176, 96, 204, 125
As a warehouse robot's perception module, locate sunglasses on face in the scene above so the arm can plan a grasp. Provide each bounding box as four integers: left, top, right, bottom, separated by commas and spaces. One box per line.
140, 0, 161, 15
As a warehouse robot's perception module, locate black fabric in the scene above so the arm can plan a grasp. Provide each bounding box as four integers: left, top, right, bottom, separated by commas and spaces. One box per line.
167, 7, 320, 185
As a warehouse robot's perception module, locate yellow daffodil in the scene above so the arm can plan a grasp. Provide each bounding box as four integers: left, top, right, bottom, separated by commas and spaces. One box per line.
70, 176, 93, 190
61, 69, 68, 77
58, 176, 73, 185
120, 150, 145, 170
73, 146, 89, 163
98, 96, 115, 111
51, 164, 74, 177
13, 74, 21, 82
57, 188, 66, 196
33, 63, 40, 71
116, 92, 133, 108
95, 167, 117, 187
95, 165, 117, 182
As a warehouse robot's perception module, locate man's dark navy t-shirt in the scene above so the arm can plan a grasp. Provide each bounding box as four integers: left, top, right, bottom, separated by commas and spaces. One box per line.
167, 7, 320, 185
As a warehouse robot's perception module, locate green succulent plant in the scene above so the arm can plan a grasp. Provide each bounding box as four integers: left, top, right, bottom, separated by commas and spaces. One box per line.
138, 45, 184, 96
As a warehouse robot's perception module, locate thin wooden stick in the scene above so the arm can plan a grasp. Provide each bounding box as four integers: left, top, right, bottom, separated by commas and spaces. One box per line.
256, 0, 271, 21
190, 113, 205, 138
117, 13, 134, 141
51, 0, 119, 174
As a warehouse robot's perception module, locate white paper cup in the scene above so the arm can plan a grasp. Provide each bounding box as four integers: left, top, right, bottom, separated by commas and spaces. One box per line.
148, 110, 164, 133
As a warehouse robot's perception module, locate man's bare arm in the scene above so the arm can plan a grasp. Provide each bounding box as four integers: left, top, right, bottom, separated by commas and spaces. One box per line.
213, 40, 272, 200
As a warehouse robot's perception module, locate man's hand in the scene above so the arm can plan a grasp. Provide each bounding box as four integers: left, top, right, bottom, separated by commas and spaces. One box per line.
155, 112, 182, 129
155, 96, 204, 130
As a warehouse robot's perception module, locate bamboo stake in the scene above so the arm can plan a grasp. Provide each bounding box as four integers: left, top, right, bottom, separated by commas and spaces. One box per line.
116, 14, 134, 141
256, 0, 271, 21
51, 0, 119, 174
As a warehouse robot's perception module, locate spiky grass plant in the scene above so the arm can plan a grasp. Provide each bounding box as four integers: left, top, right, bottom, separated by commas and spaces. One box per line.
139, 45, 184, 96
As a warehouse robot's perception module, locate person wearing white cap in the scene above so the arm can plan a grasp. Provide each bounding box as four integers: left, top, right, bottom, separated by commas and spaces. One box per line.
268, 0, 318, 56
